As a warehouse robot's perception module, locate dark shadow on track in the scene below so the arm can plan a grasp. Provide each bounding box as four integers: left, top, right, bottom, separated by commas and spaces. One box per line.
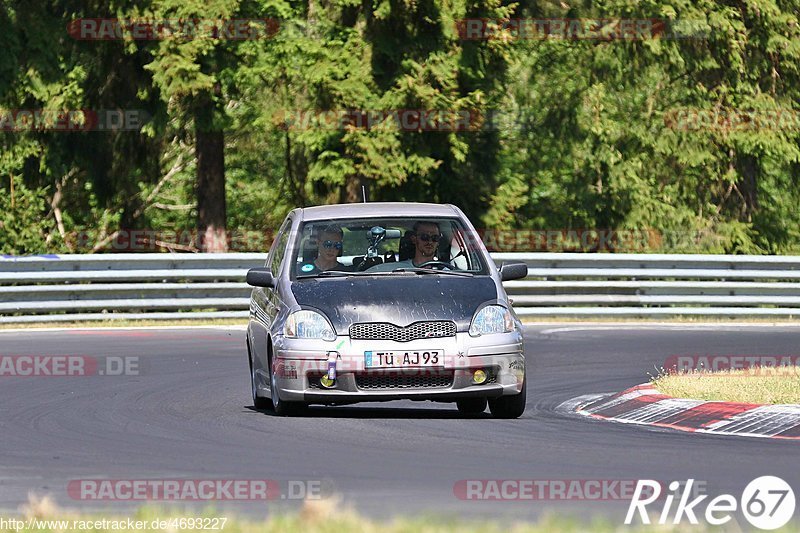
244, 405, 497, 419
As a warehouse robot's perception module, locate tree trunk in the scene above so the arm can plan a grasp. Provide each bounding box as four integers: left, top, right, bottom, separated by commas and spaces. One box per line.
195, 93, 228, 253
736, 154, 759, 222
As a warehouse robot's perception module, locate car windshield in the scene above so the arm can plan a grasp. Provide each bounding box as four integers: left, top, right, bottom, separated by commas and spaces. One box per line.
291, 217, 488, 278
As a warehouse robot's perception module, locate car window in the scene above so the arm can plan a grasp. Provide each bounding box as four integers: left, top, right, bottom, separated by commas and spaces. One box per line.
269, 218, 292, 276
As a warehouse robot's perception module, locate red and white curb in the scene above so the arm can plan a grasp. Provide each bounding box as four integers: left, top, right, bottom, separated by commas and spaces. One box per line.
565, 383, 800, 440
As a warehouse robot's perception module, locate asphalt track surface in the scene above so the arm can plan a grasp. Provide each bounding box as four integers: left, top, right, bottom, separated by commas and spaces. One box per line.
1, 325, 799, 528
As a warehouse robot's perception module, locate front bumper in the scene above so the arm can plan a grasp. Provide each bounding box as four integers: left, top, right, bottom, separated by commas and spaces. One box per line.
270, 331, 525, 404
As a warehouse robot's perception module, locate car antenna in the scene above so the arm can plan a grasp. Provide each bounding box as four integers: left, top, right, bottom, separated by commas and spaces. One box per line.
361, 185, 367, 203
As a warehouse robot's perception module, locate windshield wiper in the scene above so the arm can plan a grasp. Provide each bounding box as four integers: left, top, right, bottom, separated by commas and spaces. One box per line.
298, 268, 474, 279
390, 267, 473, 277
296, 270, 360, 279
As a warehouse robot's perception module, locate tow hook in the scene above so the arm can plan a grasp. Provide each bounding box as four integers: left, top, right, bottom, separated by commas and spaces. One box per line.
319, 351, 339, 388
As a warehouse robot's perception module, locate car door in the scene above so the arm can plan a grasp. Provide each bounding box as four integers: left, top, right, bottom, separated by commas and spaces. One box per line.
250, 215, 292, 370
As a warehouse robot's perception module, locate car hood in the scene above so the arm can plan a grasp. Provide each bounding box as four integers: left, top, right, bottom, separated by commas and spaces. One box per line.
290, 275, 499, 333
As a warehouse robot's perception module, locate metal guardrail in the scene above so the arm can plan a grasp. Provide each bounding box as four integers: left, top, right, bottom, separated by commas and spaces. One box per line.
0, 254, 265, 323
1, 253, 799, 323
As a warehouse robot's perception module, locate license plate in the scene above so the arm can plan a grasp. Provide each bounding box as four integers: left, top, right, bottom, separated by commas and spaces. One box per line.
364, 350, 443, 369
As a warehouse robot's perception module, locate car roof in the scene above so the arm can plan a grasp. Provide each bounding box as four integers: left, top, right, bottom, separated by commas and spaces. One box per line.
297, 202, 461, 222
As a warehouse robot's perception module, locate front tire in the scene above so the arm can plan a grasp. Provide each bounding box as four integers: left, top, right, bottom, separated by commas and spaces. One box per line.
248, 340, 271, 410
456, 397, 487, 414
488, 378, 527, 419
268, 353, 306, 417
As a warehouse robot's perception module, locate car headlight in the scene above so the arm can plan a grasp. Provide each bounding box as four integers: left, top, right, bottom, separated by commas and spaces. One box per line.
469, 305, 514, 336
284, 310, 337, 341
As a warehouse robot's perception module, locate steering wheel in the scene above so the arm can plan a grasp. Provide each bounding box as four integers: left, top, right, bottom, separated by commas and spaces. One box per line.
415, 260, 453, 270
357, 256, 383, 271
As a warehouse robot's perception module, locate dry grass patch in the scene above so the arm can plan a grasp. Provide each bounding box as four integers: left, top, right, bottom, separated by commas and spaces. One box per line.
653, 369, 800, 404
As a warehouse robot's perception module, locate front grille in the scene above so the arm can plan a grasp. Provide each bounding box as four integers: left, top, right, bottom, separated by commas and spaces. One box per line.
356, 371, 454, 390
350, 321, 456, 342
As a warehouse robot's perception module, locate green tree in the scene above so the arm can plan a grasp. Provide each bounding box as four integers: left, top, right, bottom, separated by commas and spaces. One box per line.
487, 0, 800, 253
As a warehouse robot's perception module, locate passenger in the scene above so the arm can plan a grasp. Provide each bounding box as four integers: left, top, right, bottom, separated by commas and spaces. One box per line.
298, 225, 348, 275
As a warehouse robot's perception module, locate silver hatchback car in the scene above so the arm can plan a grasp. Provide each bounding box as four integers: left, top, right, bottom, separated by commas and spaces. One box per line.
245, 202, 529, 417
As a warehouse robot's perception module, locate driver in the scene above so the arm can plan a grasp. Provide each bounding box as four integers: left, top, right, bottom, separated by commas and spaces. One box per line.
409, 221, 442, 267
371, 221, 442, 270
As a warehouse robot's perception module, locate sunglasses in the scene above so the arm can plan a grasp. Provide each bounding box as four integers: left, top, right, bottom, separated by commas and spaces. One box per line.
322, 240, 343, 250
417, 233, 441, 243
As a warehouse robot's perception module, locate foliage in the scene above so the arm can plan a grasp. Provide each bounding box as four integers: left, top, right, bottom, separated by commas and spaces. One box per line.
1, 0, 800, 254
0, 176, 55, 255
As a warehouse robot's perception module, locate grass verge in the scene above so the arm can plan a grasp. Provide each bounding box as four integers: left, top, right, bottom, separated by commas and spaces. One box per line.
0, 496, 770, 533
652, 369, 800, 404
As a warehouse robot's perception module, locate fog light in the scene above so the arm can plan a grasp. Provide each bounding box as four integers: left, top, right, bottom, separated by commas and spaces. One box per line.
319, 375, 336, 388
472, 369, 487, 384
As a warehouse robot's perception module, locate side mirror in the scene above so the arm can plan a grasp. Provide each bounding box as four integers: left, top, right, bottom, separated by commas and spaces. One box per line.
499, 261, 528, 282
246, 268, 276, 288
